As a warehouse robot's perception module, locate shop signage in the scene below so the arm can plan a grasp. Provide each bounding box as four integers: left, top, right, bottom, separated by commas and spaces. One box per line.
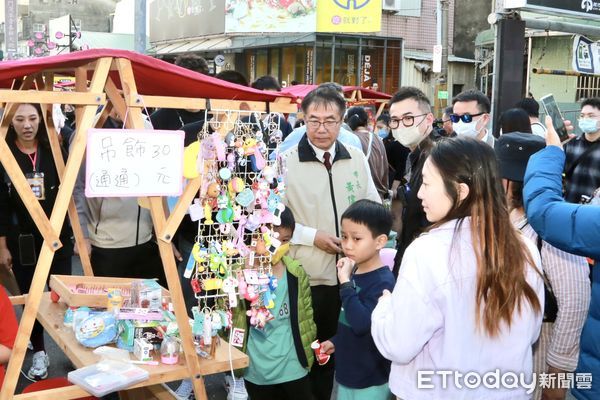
362, 54, 372, 84
5, 0, 18, 59
504, 0, 600, 19
214, 54, 225, 67
249, 55, 256, 83
572, 35, 600, 75
347, 54, 356, 83
432, 45, 442, 73
317, 0, 381, 32
86, 129, 184, 198
306, 48, 315, 84
149, 0, 226, 42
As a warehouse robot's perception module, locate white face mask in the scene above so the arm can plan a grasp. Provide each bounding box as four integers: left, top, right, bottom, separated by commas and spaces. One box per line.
579, 118, 600, 134
392, 125, 424, 148
453, 120, 482, 138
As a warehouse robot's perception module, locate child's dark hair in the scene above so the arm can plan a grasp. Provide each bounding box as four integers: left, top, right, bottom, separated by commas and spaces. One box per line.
341, 200, 392, 238
279, 207, 295, 233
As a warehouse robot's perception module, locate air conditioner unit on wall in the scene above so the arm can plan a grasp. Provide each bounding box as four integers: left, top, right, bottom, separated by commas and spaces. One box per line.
383, 0, 422, 17
382, 0, 400, 12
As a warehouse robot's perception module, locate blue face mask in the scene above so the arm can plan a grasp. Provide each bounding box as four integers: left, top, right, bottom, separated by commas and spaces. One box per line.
579, 118, 599, 134
377, 128, 389, 139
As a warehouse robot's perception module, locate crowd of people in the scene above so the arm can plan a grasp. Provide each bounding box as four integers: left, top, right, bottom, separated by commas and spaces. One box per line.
0, 53, 599, 400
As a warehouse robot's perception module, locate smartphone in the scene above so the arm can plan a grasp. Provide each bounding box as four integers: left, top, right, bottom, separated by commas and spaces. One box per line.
18, 233, 37, 266
540, 94, 569, 141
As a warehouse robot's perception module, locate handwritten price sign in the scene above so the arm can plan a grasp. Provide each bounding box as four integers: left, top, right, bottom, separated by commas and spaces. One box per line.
85, 129, 184, 197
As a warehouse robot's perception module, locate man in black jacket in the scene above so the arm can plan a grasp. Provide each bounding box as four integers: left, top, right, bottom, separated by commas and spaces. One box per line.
388, 87, 436, 277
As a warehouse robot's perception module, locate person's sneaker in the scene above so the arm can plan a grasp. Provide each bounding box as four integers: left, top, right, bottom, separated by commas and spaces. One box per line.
27, 351, 49, 381
224, 375, 248, 400
161, 379, 195, 400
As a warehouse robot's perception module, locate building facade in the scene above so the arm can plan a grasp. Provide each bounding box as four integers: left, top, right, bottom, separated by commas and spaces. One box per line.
150, 0, 476, 103
1, 0, 119, 59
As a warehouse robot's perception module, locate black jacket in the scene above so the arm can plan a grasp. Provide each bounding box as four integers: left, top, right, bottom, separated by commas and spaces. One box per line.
392, 138, 434, 277
0, 141, 72, 257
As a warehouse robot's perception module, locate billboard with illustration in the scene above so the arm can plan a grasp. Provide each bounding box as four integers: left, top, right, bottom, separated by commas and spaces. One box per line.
317, 0, 381, 32
225, 0, 317, 33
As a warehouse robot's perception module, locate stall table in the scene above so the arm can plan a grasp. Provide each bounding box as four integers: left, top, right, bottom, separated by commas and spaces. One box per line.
25, 292, 248, 400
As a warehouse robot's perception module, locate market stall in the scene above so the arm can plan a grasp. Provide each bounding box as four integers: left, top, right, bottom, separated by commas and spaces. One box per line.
0, 48, 297, 400
282, 84, 392, 117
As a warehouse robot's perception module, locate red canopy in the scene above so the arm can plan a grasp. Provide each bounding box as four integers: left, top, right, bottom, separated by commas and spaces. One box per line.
0, 49, 292, 102
282, 84, 391, 100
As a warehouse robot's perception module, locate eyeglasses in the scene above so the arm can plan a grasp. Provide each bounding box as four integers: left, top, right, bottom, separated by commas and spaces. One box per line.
449, 112, 485, 124
306, 119, 341, 130
389, 113, 427, 129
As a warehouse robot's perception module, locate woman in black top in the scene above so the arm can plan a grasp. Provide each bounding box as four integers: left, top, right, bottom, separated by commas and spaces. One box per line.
0, 103, 72, 381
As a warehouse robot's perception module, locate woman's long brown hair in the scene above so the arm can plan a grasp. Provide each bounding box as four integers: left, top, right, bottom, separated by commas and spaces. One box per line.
427, 137, 541, 337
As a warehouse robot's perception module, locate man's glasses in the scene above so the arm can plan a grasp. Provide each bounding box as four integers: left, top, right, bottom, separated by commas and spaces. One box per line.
449, 112, 485, 123
306, 119, 341, 130
389, 113, 427, 129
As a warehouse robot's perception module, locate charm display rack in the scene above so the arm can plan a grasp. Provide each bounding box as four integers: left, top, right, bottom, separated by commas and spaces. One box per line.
186, 109, 287, 351
0, 50, 296, 400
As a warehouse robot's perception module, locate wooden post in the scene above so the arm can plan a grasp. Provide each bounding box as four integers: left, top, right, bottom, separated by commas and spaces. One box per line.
39, 84, 95, 277
115, 57, 208, 400
0, 58, 112, 400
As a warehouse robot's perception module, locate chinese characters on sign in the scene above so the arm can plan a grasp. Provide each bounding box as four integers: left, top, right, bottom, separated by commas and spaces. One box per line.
86, 129, 184, 198
5, 0, 18, 60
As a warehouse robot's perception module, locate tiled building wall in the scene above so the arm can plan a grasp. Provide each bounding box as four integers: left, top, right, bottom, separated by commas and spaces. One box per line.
378, 0, 455, 54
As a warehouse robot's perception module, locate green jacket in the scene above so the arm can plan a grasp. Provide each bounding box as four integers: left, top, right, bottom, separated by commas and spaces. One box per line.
230, 255, 317, 371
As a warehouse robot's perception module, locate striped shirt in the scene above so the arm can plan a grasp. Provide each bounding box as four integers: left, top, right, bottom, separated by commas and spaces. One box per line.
518, 219, 591, 400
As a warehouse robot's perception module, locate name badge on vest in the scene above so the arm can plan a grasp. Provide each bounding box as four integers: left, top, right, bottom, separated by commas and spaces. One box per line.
25, 172, 45, 200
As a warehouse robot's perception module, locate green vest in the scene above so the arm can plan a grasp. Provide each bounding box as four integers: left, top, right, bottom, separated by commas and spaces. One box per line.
229, 255, 316, 371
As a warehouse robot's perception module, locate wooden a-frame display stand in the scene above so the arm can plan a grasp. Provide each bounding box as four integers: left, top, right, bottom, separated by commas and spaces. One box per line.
0, 54, 295, 400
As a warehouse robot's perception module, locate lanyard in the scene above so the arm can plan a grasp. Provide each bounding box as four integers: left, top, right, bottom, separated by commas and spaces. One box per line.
15, 142, 39, 172
27, 151, 38, 172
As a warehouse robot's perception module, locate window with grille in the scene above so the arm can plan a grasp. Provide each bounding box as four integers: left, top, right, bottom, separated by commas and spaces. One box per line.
576, 74, 600, 101
32, 23, 45, 33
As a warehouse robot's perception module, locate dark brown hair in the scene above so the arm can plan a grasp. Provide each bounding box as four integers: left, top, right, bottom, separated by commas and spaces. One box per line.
7, 103, 50, 150
427, 137, 541, 337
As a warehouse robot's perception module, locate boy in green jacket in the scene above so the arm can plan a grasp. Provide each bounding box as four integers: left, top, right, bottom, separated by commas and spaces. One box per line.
226, 207, 316, 400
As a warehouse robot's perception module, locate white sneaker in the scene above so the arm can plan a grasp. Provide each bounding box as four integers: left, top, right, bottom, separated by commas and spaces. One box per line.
225, 374, 248, 400
27, 351, 49, 381
161, 379, 195, 400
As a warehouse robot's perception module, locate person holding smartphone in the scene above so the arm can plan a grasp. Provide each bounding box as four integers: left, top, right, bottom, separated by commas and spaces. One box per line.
524, 116, 600, 400
0, 103, 72, 381
563, 97, 600, 203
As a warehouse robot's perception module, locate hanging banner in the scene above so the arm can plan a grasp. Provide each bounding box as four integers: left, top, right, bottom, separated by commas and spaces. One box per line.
572, 35, 600, 75
317, 0, 382, 33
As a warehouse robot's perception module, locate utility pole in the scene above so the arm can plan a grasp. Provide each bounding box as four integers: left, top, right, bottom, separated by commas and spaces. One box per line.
490, 0, 525, 137
434, 0, 450, 117
134, 0, 147, 54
